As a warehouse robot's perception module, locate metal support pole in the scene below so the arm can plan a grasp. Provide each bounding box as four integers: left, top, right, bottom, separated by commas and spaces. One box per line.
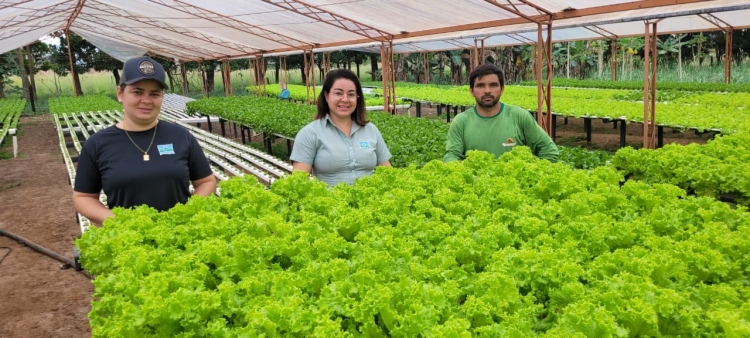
584, 118, 592, 143
619, 119, 627, 148
657, 126, 664, 148
649, 23, 658, 149
536, 22, 553, 135
380, 41, 396, 114
220, 119, 226, 137
725, 29, 733, 84
643, 21, 659, 149
415, 101, 421, 117
551, 114, 557, 140
206, 115, 212, 132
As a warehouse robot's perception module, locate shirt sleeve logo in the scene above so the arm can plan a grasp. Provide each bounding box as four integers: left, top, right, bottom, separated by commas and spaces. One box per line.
502, 137, 516, 147
157, 144, 175, 155
358, 141, 370, 150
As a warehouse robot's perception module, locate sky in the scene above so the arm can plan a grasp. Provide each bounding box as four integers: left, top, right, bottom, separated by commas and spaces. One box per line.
40, 35, 60, 47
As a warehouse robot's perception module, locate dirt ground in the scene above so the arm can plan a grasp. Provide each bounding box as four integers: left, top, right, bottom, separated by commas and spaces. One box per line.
0, 116, 92, 338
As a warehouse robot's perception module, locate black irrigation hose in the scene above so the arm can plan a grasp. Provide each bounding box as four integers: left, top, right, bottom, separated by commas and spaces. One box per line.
0, 228, 92, 279
0, 247, 11, 265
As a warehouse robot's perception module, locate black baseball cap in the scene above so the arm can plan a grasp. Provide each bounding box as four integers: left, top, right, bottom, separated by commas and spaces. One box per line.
119, 56, 167, 89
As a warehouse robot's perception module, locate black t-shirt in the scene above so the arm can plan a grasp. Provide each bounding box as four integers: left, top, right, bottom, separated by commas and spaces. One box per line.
74, 121, 213, 212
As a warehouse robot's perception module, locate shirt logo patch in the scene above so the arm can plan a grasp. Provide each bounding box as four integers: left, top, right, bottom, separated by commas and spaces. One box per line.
139, 60, 156, 75
358, 141, 370, 150
502, 138, 516, 147
157, 144, 175, 155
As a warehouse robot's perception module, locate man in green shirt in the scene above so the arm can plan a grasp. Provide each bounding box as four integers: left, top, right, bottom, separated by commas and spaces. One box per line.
443, 64, 559, 162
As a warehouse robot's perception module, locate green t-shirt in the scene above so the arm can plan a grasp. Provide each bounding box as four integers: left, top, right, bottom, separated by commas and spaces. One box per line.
443, 103, 559, 162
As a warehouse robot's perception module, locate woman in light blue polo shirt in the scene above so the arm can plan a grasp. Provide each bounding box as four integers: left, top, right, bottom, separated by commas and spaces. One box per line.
290, 69, 392, 186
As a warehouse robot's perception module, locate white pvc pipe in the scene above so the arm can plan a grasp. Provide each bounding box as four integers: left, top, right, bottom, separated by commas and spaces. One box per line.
10, 129, 17, 158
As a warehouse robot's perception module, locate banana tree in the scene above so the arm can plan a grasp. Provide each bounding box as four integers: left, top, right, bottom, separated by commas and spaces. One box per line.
657, 34, 691, 81
618, 37, 644, 80
690, 32, 707, 66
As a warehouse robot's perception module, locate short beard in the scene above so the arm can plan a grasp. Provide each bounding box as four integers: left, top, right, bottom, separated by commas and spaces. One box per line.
476, 96, 499, 109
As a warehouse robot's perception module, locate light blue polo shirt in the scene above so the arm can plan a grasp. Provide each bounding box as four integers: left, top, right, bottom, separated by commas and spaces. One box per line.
290, 115, 392, 186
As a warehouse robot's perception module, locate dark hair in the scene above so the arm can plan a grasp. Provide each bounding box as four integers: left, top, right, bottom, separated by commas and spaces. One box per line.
469, 64, 505, 89
316, 69, 368, 126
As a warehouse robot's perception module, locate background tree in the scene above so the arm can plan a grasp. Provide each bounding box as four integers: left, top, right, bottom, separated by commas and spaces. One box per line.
657, 34, 691, 80
50, 32, 97, 95
0, 51, 20, 98
90, 51, 124, 85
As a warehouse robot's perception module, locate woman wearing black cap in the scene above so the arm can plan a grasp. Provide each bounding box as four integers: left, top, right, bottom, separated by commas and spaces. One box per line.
72, 56, 217, 225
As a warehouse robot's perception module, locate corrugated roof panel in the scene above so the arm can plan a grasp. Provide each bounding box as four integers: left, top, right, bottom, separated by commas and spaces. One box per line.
1, 0, 749, 59
711, 9, 750, 28
73, 30, 149, 62
553, 0, 637, 11
72, 18, 210, 59
300, 0, 520, 34
1, 24, 63, 54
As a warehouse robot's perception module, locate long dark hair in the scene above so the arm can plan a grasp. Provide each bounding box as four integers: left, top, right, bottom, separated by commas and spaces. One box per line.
316, 69, 368, 126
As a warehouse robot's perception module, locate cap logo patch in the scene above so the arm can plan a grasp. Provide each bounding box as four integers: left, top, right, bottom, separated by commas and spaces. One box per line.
138, 60, 156, 75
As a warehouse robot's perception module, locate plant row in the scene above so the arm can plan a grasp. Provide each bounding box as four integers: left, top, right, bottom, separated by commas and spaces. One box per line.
257, 84, 405, 107
186, 96, 605, 169
374, 85, 750, 133
48, 95, 121, 114
0, 98, 25, 127
611, 132, 750, 204
519, 78, 750, 93
0, 98, 25, 143
77, 149, 750, 337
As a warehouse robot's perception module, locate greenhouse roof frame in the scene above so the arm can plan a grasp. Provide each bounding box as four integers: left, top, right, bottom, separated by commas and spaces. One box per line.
1, 0, 749, 62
